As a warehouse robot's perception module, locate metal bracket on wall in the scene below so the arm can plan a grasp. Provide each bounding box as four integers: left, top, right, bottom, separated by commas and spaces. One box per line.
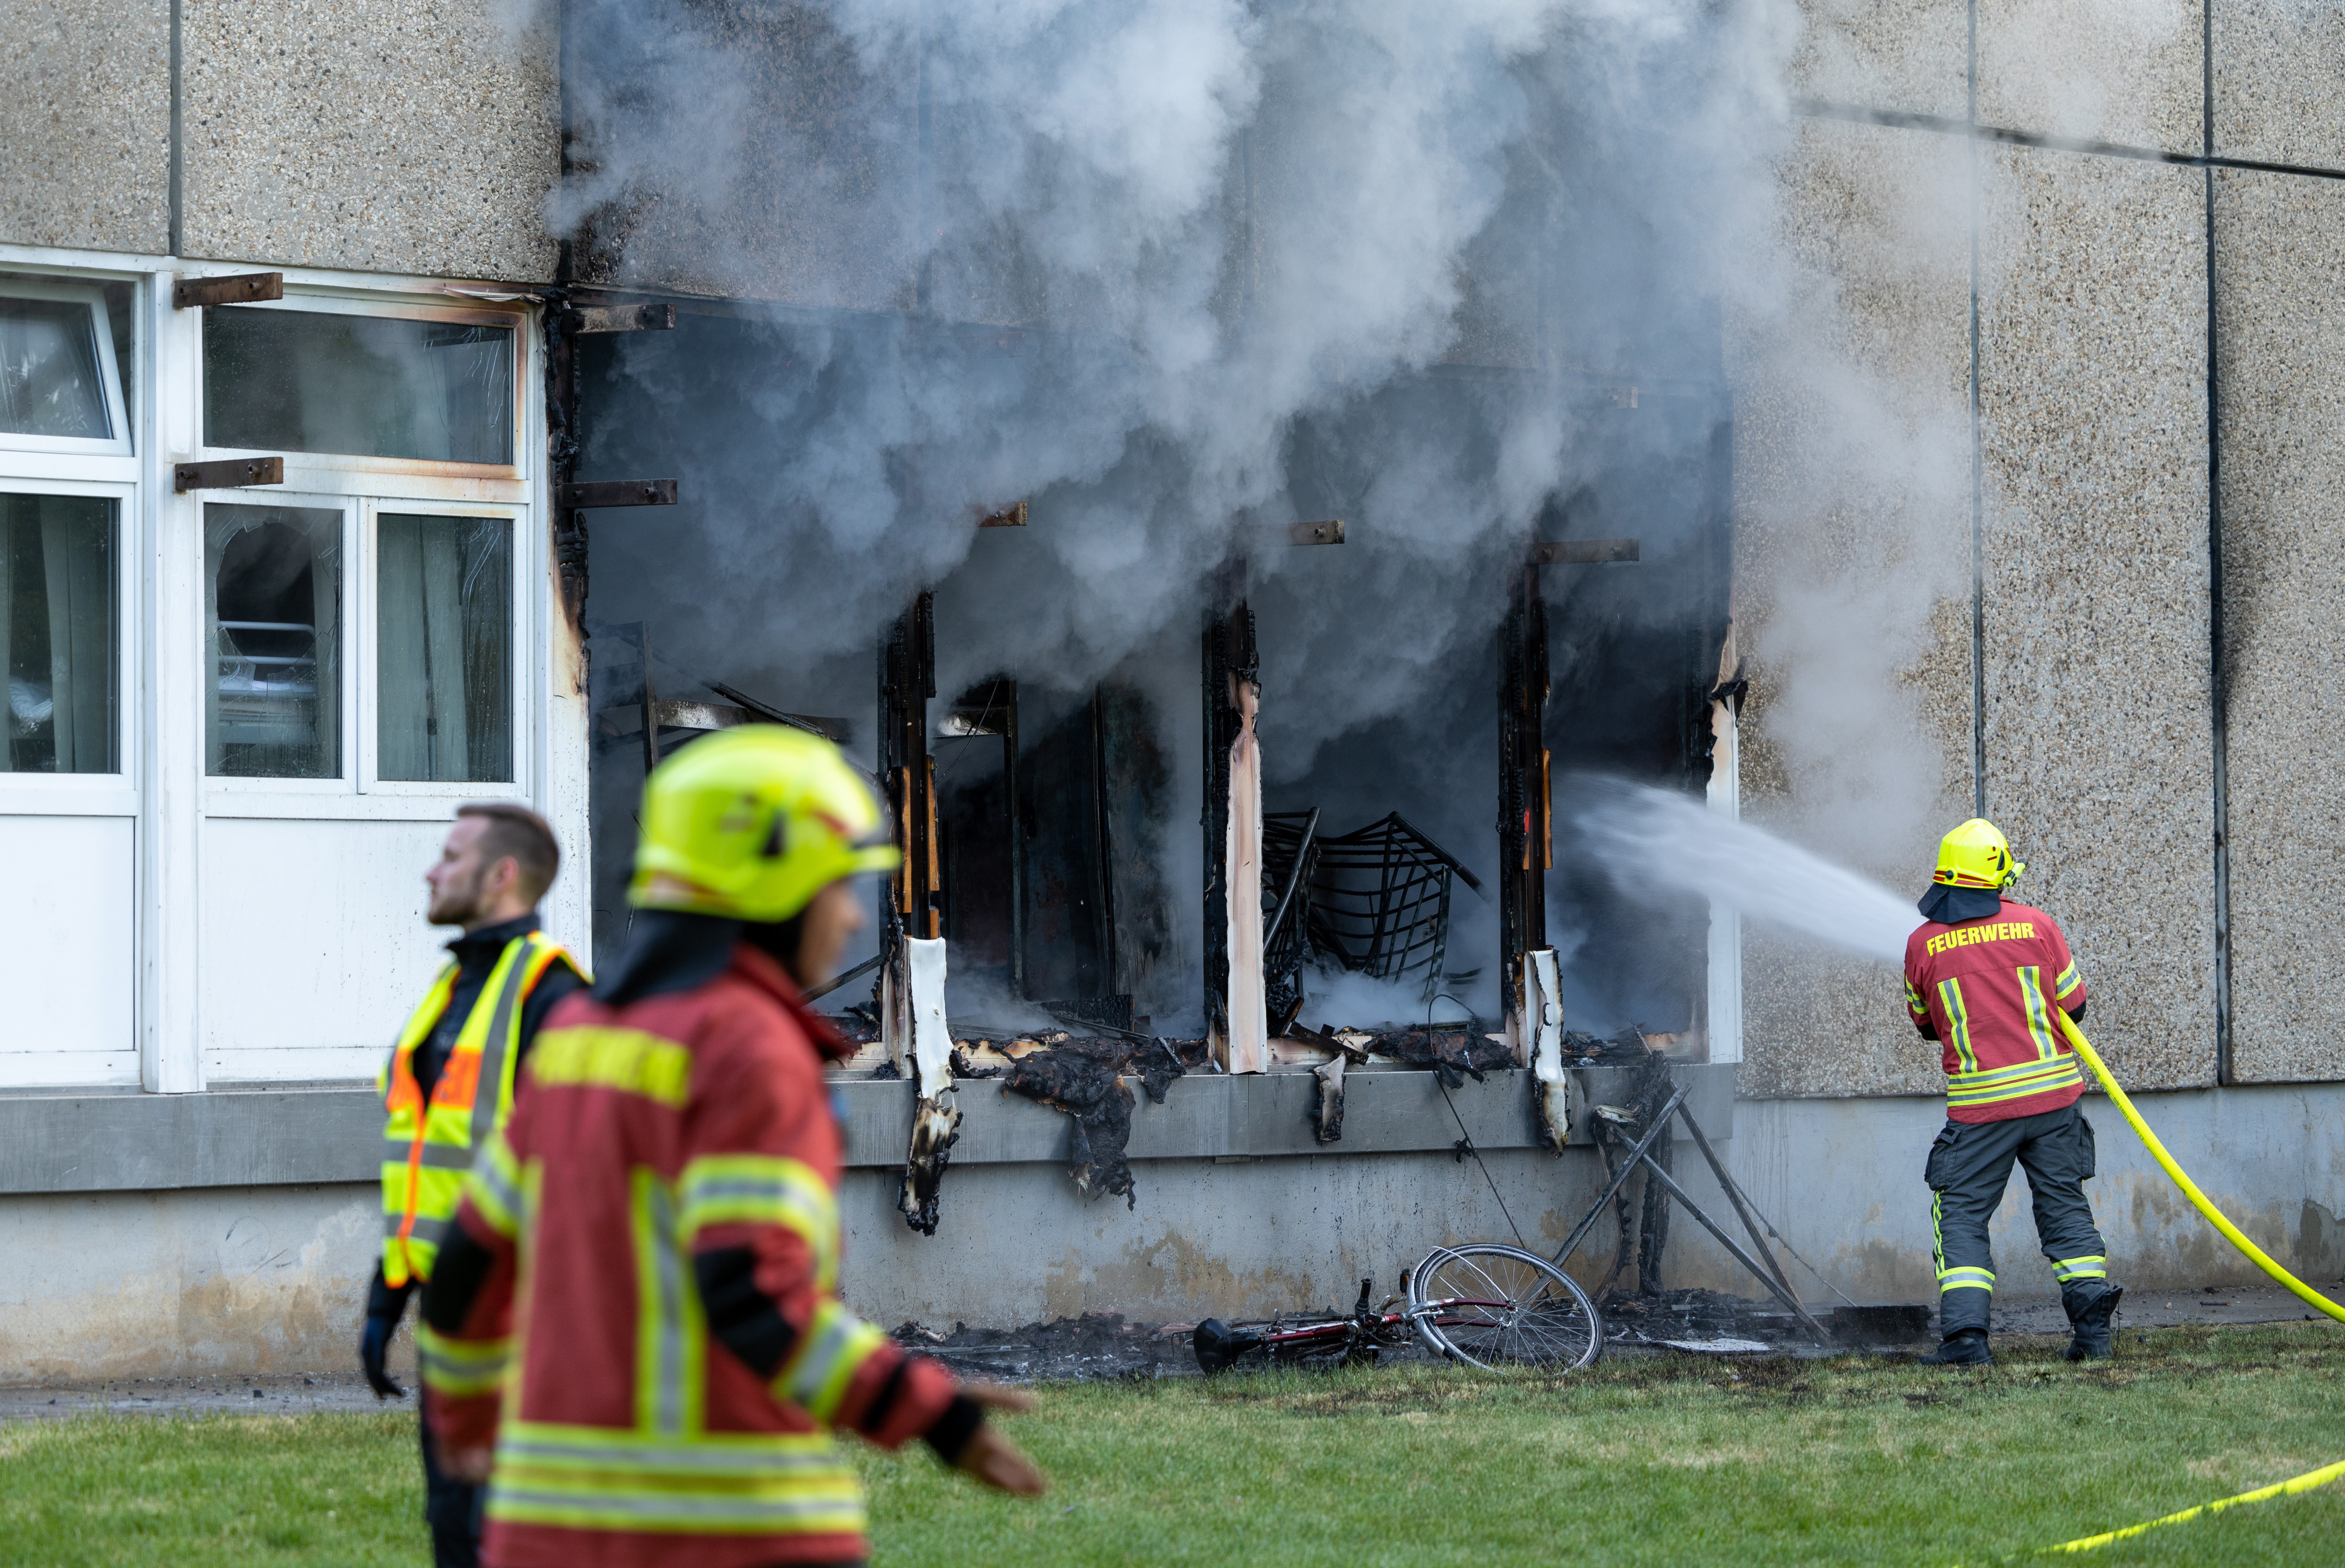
568, 303, 676, 334
171, 272, 283, 309
1532, 538, 1640, 564
557, 479, 677, 509
173, 456, 283, 492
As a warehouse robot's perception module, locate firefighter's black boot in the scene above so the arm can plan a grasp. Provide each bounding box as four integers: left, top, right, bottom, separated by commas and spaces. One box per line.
2062, 1284, 2122, 1362
1919, 1328, 1993, 1366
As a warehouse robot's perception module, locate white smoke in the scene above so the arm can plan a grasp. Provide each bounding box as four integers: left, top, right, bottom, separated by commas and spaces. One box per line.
535, 0, 1971, 1028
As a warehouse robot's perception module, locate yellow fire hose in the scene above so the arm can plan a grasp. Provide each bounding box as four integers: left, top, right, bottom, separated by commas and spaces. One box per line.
2023, 1010, 2345, 1553
2052, 1008, 2345, 1324
2043, 1457, 2345, 1554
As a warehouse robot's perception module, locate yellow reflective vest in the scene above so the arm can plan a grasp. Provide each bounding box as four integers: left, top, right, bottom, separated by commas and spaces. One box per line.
379, 931, 579, 1287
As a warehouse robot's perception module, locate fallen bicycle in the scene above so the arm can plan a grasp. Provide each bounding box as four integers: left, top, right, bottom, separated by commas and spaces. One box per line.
1189, 1243, 1604, 1374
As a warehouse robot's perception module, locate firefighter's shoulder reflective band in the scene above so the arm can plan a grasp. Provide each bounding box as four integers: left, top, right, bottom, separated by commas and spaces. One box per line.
2044, 1456, 2345, 1554
2054, 1009, 2345, 1325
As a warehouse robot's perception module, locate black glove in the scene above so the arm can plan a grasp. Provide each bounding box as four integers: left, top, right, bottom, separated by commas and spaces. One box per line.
360, 1266, 413, 1399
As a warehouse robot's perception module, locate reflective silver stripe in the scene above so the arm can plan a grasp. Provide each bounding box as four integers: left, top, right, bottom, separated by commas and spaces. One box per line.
417, 1144, 477, 1172
784, 1308, 855, 1409
466, 938, 541, 1150
2017, 965, 2059, 1059
649, 1179, 687, 1437
470, 1143, 522, 1224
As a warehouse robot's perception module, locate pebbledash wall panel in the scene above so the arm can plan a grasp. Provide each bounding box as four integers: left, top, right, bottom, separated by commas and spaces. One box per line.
1786, 0, 1968, 121
1974, 0, 2205, 156
1976, 144, 2217, 1091
1730, 116, 1975, 1098
178, 0, 561, 282
0, 0, 171, 255
2214, 170, 2345, 1084
2212, 1, 2345, 173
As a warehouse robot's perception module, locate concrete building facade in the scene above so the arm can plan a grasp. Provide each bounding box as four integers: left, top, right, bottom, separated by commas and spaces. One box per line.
5, 0, 2344, 1381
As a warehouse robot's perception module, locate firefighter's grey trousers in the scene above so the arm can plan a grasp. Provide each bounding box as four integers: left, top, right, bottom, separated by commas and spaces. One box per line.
1925, 1100, 2115, 1337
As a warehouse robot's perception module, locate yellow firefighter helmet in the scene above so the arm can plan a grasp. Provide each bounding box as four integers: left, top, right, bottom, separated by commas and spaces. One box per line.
1932, 818, 2025, 891
629, 725, 900, 923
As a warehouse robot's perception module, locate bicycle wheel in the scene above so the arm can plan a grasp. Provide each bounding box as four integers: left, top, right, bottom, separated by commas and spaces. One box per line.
1408, 1243, 1603, 1370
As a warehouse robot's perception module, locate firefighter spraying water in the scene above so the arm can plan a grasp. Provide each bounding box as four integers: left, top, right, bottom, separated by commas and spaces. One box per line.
1902, 820, 2120, 1365
1584, 785, 2345, 1358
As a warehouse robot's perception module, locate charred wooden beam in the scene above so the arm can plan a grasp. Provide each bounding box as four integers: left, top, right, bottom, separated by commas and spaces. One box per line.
978, 501, 1028, 527
1498, 564, 1551, 1046
172, 272, 282, 309
173, 456, 282, 492
1289, 518, 1345, 545
546, 288, 586, 622
880, 592, 941, 941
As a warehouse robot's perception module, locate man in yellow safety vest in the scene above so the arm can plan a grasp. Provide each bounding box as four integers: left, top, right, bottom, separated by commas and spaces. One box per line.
363, 803, 585, 1568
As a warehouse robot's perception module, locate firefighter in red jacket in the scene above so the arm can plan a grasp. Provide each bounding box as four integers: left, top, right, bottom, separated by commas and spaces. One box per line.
1904, 818, 2122, 1366
419, 725, 1044, 1568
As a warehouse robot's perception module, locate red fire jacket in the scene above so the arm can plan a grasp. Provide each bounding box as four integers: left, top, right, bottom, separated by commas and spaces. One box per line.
419, 940, 963, 1568
1905, 898, 2089, 1123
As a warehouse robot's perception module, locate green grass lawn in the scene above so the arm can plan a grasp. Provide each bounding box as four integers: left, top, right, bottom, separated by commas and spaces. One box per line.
8, 1323, 2345, 1566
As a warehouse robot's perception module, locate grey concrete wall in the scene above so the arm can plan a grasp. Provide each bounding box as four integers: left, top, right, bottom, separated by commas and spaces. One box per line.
0, 0, 170, 254
11, 1081, 2342, 1382
179, 0, 560, 280
1730, 116, 1974, 1097
0, 1184, 380, 1384
1977, 145, 2217, 1091
2213, 169, 2345, 1084
1682, 1082, 2345, 1306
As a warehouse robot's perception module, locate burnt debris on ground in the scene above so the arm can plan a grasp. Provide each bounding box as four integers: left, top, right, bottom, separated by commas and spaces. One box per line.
890, 1312, 1203, 1382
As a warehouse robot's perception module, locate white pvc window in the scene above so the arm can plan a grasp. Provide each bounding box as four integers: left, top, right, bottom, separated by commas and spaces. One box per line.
374, 512, 514, 783
202, 302, 516, 470
0, 280, 131, 459
205, 502, 345, 779
2, 491, 118, 774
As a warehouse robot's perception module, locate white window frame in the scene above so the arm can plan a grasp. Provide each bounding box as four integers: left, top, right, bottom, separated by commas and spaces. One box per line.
194, 488, 360, 805
0, 276, 133, 461
356, 498, 530, 801
194, 292, 526, 484
195, 285, 539, 823
0, 243, 580, 1097
0, 473, 138, 815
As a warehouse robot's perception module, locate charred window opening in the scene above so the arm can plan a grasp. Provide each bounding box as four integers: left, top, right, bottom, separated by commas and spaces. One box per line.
568, 300, 1732, 1063
1540, 382, 1735, 1045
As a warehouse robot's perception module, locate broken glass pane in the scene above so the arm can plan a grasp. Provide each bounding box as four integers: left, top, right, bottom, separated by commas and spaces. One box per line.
203, 308, 514, 465
0, 295, 112, 441
207, 504, 342, 778
377, 514, 512, 782
2, 493, 117, 773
